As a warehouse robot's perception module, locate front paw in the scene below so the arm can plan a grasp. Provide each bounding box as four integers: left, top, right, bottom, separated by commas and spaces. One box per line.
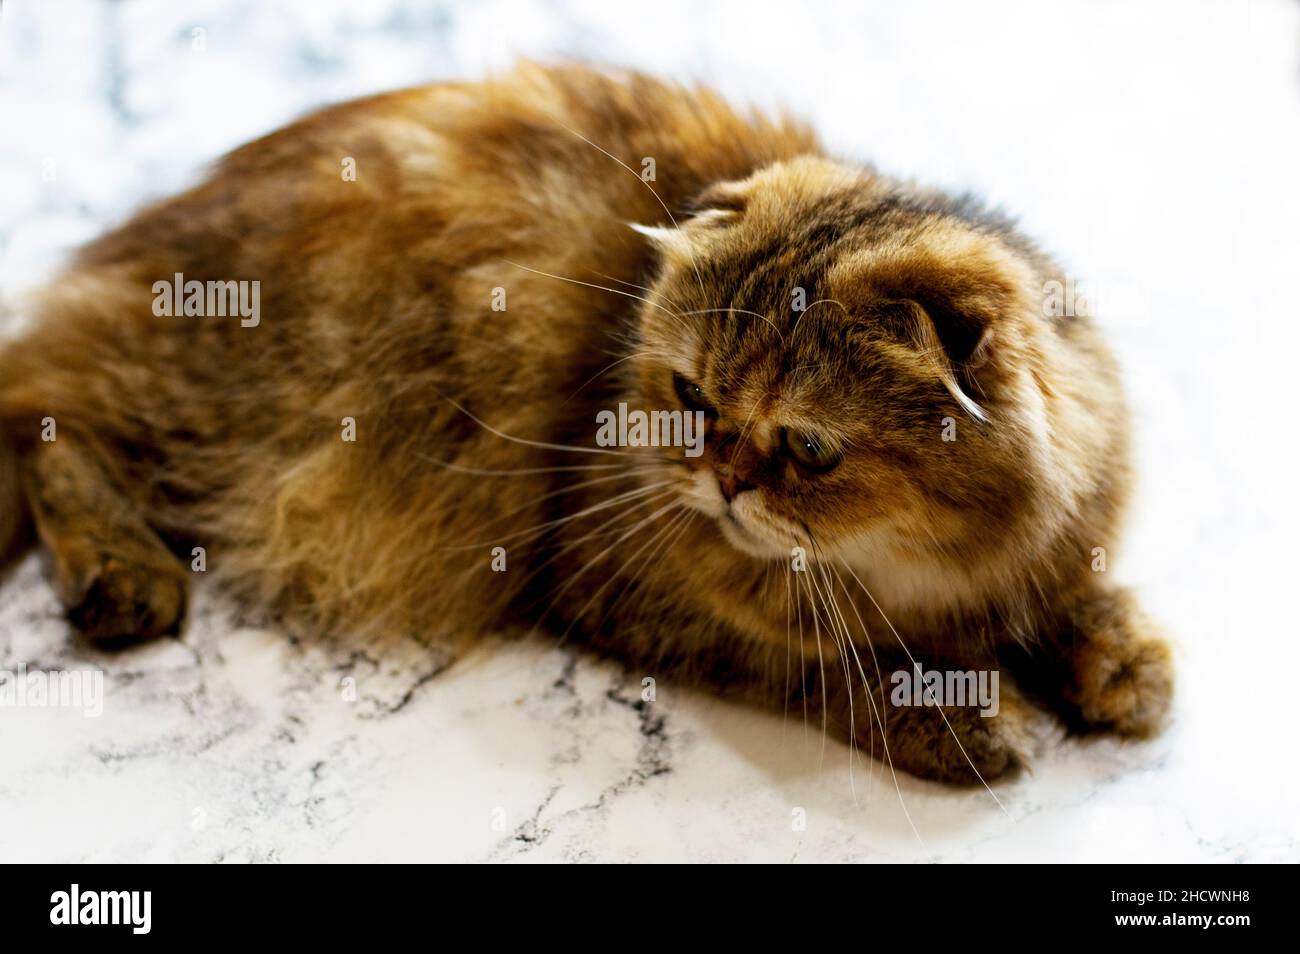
1068, 632, 1172, 737
882, 700, 1028, 786
1064, 590, 1173, 738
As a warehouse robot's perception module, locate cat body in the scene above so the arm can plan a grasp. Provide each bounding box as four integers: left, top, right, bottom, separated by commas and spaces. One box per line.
0, 64, 1171, 783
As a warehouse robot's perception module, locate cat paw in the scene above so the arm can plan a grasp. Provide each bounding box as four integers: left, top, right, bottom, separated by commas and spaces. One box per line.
884, 701, 1028, 786
65, 554, 188, 646
1067, 632, 1172, 738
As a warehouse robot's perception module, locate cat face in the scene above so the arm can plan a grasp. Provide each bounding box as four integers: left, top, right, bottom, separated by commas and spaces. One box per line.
632, 156, 1051, 568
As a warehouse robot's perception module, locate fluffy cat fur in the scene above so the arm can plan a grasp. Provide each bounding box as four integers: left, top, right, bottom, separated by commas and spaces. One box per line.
0, 63, 1172, 784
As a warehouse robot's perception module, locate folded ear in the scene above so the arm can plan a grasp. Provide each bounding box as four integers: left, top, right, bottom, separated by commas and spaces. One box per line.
629, 221, 688, 247
686, 179, 750, 216
840, 230, 1037, 421
859, 231, 1034, 368
629, 180, 748, 254
629, 192, 745, 266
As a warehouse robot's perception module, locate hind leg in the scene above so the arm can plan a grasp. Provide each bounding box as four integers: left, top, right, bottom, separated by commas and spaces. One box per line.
21, 434, 188, 646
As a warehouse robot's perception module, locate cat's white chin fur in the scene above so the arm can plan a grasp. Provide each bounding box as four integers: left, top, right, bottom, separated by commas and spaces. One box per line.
677, 470, 792, 560
717, 511, 787, 559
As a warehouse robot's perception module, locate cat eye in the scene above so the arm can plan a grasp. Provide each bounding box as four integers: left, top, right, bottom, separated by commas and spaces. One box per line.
781, 428, 841, 474
672, 372, 715, 416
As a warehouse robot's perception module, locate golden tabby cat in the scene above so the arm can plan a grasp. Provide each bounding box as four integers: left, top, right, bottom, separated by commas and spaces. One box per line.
0, 63, 1172, 784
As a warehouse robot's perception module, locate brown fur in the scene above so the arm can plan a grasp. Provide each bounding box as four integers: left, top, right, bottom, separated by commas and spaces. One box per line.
0, 63, 1172, 783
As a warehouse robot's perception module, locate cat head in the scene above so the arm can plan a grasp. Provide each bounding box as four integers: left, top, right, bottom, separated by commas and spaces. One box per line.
629, 155, 1059, 576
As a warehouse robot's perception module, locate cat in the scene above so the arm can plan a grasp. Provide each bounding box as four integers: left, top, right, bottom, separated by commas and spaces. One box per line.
0, 62, 1172, 784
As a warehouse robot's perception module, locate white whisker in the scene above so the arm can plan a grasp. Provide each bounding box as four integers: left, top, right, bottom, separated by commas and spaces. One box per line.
678, 307, 785, 344
548, 119, 709, 296
839, 558, 1010, 816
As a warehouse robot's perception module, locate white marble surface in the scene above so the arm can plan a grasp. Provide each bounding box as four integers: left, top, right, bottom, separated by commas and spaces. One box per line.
2, 0, 1298, 863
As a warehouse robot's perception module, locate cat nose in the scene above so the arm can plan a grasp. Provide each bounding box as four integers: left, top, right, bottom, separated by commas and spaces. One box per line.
711, 432, 758, 502
715, 464, 754, 503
